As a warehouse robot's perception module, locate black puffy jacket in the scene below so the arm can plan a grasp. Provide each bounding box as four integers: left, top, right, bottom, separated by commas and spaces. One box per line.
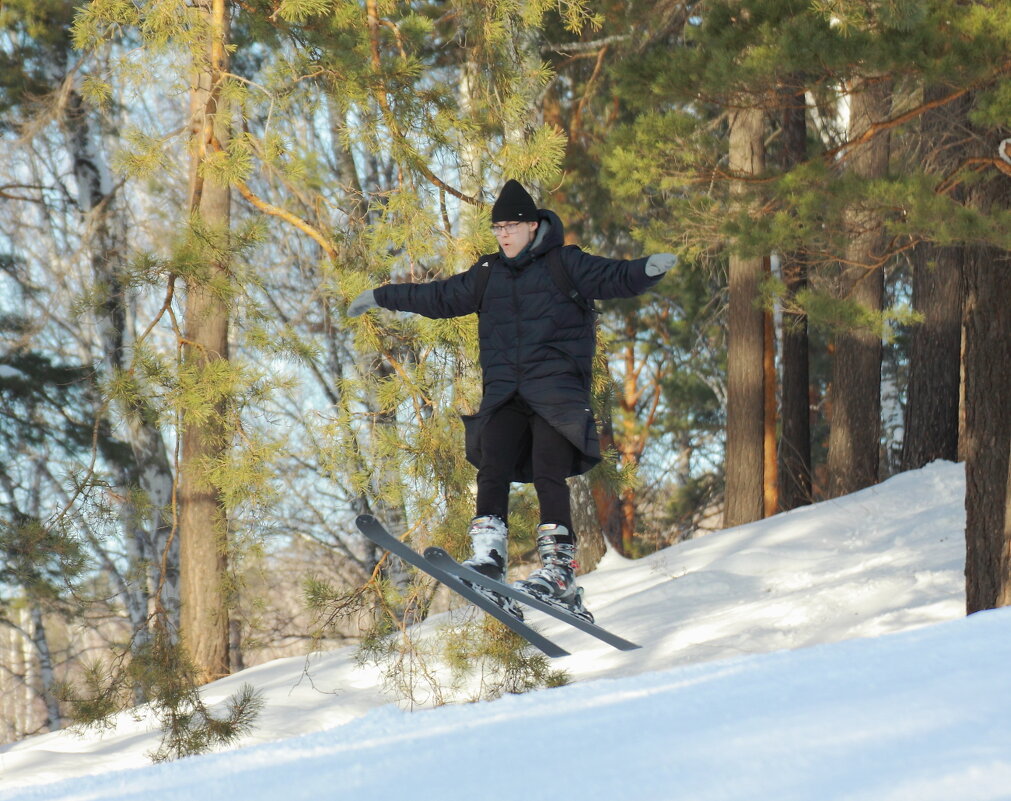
374, 209, 660, 481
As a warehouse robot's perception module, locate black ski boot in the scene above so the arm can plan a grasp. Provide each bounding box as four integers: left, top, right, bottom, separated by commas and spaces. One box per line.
513, 524, 594, 623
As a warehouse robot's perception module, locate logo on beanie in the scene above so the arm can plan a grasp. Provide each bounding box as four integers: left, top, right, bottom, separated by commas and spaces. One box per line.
492, 179, 538, 222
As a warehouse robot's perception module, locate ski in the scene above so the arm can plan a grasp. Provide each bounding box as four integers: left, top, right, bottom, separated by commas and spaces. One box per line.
354, 515, 570, 659
424, 547, 641, 652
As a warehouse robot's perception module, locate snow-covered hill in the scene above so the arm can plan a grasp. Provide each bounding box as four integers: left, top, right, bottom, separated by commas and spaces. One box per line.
3, 461, 1009, 801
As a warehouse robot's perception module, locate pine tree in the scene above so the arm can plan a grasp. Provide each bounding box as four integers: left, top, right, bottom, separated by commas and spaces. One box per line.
777, 75, 813, 510
176, 0, 235, 685
725, 103, 768, 525
826, 78, 892, 498
534, 1, 724, 551
605, 0, 1011, 608
962, 104, 1011, 610
900, 84, 966, 471
74, 0, 242, 685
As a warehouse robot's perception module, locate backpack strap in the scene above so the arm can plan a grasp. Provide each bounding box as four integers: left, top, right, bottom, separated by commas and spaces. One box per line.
471, 254, 497, 313
547, 247, 596, 316
471, 247, 595, 315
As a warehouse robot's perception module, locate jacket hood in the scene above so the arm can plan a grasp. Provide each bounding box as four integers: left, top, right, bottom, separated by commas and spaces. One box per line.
500, 208, 565, 269
531, 208, 565, 255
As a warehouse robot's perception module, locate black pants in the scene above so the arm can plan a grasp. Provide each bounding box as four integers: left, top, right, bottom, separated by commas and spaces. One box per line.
476, 396, 575, 534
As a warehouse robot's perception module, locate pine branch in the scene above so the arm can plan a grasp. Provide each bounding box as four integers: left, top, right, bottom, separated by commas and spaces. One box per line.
235, 179, 338, 259
825, 62, 1011, 166
570, 45, 610, 143
541, 34, 630, 54
364, 0, 478, 206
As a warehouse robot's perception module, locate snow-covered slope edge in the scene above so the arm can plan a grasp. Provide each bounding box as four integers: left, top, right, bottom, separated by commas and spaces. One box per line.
5, 607, 1010, 801
4, 460, 1000, 801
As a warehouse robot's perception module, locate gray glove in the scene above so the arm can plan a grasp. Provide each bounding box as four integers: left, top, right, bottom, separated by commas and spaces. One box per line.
645, 253, 677, 277
348, 289, 378, 317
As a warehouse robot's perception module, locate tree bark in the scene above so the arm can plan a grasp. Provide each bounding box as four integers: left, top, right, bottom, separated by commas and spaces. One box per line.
570, 474, 606, 573
902, 241, 964, 469
179, 0, 232, 684
778, 83, 813, 510
28, 603, 60, 731
963, 241, 1011, 612
591, 412, 624, 554
763, 285, 778, 516
1001, 437, 1011, 608
901, 86, 966, 471
827, 80, 891, 498
724, 106, 767, 527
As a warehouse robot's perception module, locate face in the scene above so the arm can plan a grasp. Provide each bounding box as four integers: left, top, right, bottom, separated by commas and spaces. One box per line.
492, 220, 538, 259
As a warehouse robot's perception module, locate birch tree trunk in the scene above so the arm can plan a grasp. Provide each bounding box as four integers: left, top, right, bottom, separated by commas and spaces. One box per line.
28, 603, 60, 730
62, 79, 179, 641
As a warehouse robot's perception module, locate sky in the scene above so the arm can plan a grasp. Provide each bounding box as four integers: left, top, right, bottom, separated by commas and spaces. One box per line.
2, 460, 1009, 801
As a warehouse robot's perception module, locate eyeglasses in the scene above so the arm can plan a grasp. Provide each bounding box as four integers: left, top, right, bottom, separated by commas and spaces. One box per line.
491, 222, 527, 235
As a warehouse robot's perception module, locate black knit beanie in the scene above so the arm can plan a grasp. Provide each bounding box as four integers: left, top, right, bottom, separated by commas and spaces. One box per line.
491, 180, 538, 222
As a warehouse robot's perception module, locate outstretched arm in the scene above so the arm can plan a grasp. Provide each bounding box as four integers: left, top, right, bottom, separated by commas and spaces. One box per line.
347, 267, 481, 319
565, 247, 677, 301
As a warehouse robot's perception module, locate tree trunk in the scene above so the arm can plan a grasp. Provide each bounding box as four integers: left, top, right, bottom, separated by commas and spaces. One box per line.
618, 325, 640, 551
724, 106, 767, 527
1001, 436, 1011, 608
902, 241, 964, 469
179, 0, 232, 684
826, 80, 891, 498
763, 286, 778, 516
900, 86, 966, 471
63, 81, 180, 640
570, 474, 606, 573
28, 603, 61, 731
591, 413, 624, 554
778, 83, 812, 510
963, 241, 1011, 612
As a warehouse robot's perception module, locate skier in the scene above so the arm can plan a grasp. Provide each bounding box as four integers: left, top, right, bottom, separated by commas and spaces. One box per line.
348, 180, 676, 619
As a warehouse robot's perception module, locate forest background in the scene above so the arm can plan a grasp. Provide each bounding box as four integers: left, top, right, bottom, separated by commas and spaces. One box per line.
1, 0, 1009, 756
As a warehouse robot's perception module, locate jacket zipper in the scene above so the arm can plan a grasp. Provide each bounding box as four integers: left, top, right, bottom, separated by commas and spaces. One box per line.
511, 272, 522, 384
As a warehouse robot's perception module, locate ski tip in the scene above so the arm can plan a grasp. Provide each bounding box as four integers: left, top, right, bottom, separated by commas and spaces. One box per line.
355, 514, 375, 527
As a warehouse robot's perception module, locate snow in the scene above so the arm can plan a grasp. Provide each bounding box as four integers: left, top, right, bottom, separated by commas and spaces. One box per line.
3, 461, 1009, 801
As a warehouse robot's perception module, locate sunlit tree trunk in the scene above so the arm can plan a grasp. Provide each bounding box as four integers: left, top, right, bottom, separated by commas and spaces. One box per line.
592, 412, 624, 553
179, 0, 232, 684
570, 474, 606, 572
724, 106, 767, 527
